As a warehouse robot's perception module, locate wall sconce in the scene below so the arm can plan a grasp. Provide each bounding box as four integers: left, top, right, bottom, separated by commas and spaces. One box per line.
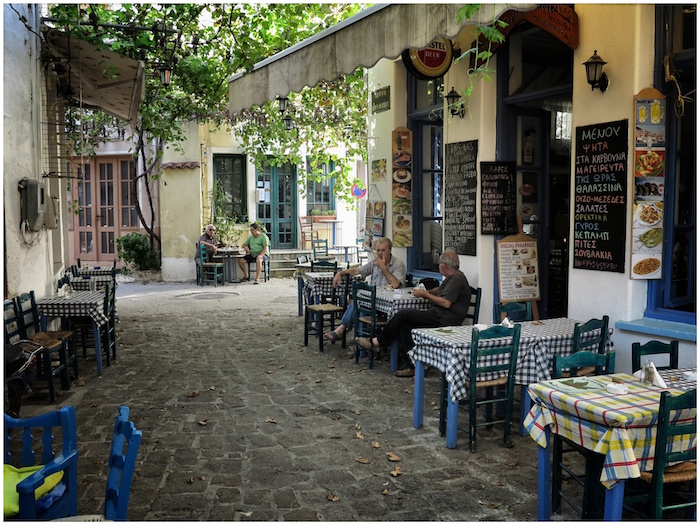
283, 112, 294, 131
276, 96, 288, 114
445, 87, 465, 118
583, 50, 609, 92
159, 64, 172, 87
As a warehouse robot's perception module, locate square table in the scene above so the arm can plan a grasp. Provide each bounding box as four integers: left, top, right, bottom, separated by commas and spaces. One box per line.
216, 247, 245, 283
294, 262, 352, 316
409, 318, 615, 447
69, 275, 115, 291
357, 287, 431, 371
37, 291, 110, 376
524, 368, 697, 520
72, 266, 116, 277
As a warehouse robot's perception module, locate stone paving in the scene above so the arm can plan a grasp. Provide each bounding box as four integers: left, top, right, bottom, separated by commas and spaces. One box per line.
20, 278, 589, 521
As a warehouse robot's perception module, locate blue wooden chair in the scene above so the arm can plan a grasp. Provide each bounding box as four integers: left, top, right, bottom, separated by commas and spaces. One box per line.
623, 390, 696, 520
550, 350, 616, 520
494, 301, 533, 323
632, 339, 679, 371
104, 406, 142, 521
441, 324, 521, 452
312, 239, 330, 260
4, 406, 79, 520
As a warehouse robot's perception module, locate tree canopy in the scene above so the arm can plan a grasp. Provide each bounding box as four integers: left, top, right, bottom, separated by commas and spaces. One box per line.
42, 3, 369, 243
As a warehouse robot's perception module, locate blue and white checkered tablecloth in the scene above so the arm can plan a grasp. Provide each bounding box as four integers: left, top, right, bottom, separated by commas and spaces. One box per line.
358, 287, 431, 320
71, 266, 116, 277
37, 291, 109, 328
303, 272, 361, 301
69, 275, 115, 291
409, 318, 615, 402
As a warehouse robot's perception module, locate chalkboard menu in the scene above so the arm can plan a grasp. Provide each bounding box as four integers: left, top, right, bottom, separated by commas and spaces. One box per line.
481, 161, 517, 234
573, 119, 628, 272
445, 140, 478, 256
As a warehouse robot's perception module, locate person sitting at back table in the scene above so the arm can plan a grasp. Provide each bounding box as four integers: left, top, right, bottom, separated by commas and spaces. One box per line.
357, 249, 471, 377
324, 237, 406, 343
238, 222, 270, 284
196, 224, 219, 264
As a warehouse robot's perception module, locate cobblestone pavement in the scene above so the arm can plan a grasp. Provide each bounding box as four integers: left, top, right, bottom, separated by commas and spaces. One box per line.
20, 278, 584, 521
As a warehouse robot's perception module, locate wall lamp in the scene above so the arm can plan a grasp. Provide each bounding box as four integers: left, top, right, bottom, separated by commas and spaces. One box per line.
159, 64, 172, 87
445, 87, 465, 118
283, 112, 294, 131
276, 96, 288, 114
583, 50, 609, 92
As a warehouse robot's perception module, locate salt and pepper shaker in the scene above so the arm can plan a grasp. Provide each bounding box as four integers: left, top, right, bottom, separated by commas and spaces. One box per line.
642, 359, 653, 385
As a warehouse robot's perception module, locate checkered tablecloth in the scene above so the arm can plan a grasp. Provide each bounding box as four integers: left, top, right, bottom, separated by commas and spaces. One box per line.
357, 287, 431, 320
524, 371, 697, 488
409, 318, 614, 402
303, 272, 361, 300
69, 275, 115, 291
37, 291, 109, 327
72, 267, 116, 277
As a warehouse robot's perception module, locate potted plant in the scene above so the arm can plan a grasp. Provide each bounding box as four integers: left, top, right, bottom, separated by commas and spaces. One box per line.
310, 208, 336, 223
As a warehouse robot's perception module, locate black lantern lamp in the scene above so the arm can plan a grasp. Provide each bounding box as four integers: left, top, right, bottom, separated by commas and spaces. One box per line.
445, 86, 465, 118
277, 96, 289, 114
283, 112, 293, 131
159, 64, 172, 87
583, 50, 609, 92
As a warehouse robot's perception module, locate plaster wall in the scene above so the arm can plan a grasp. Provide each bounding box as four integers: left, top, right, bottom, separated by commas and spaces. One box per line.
3, 4, 56, 298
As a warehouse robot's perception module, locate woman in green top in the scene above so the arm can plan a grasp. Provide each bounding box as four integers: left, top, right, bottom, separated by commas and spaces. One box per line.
238, 223, 270, 283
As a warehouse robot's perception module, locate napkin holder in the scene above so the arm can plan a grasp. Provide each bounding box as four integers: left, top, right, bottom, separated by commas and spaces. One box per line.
633, 361, 667, 388
500, 317, 515, 329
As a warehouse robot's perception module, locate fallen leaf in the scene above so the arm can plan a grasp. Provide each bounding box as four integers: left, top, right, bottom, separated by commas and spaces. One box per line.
354, 409, 361, 415
355, 423, 362, 430
355, 457, 370, 464
94, 459, 104, 465
332, 414, 341, 421
309, 407, 317, 411
371, 441, 381, 448
200, 475, 206, 481
266, 370, 274, 374
208, 386, 216, 390
315, 379, 322, 383
168, 469, 174, 474
390, 466, 402, 477
506, 460, 519, 468
487, 503, 503, 509
327, 493, 339, 502
187, 476, 195, 484
186, 391, 199, 397
198, 420, 208, 426
278, 365, 286, 369
386, 452, 401, 462
266, 418, 277, 424
355, 431, 365, 439
382, 488, 389, 495
75, 377, 85, 386
496, 481, 505, 486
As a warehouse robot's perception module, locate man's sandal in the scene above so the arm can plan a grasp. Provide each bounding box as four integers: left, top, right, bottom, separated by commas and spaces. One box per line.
324, 332, 341, 342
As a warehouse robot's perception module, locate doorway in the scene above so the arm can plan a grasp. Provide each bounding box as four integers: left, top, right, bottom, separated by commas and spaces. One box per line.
498, 25, 574, 318
255, 161, 296, 249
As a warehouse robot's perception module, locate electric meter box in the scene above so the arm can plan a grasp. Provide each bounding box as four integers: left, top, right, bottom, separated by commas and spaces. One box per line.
18, 178, 46, 232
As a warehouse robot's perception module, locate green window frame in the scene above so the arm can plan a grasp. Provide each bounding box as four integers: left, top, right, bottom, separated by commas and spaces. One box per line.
213, 154, 247, 220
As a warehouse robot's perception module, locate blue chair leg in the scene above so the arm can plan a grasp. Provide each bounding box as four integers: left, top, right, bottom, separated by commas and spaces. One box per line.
537, 427, 552, 521
413, 360, 426, 429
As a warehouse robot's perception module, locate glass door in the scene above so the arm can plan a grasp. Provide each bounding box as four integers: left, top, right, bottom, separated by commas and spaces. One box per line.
256, 161, 296, 249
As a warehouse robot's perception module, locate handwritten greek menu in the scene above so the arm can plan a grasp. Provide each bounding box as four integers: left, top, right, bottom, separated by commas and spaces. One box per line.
480, 161, 517, 234
573, 119, 628, 273
444, 140, 478, 255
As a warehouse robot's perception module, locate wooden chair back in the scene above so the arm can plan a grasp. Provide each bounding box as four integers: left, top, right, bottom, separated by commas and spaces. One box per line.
632, 340, 679, 371
312, 238, 329, 259
104, 406, 142, 521
572, 315, 609, 354
494, 301, 533, 323
310, 259, 337, 273
553, 350, 616, 378
465, 287, 482, 325
299, 216, 319, 249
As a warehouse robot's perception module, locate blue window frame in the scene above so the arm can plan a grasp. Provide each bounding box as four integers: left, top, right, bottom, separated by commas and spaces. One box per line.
213, 154, 247, 219
647, 5, 696, 324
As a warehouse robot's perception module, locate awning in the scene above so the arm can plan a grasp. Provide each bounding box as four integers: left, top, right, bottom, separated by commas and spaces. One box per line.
228, 3, 536, 115
44, 29, 145, 127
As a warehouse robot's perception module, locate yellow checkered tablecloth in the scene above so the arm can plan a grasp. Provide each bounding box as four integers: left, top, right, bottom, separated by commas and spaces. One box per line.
524, 371, 696, 489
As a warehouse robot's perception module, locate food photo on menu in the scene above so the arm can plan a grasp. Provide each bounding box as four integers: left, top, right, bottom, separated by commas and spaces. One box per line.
634, 201, 663, 228
392, 183, 411, 200
392, 150, 412, 169
634, 149, 665, 177
631, 254, 662, 279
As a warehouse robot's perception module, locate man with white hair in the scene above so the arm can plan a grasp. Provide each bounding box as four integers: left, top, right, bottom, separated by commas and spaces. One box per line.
358, 249, 471, 377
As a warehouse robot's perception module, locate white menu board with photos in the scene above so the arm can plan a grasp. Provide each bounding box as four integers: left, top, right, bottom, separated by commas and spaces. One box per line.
497, 237, 541, 302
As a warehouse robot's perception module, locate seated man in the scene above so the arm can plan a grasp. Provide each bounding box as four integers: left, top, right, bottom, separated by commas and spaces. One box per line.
238, 222, 269, 284
196, 224, 219, 263
357, 249, 471, 377
324, 237, 406, 342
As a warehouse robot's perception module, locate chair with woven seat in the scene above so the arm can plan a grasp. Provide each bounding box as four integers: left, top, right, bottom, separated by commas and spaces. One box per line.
69, 279, 116, 373
441, 323, 521, 452
312, 239, 332, 260
299, 216, 319, 250
310, 259, 338, 274
197, 243, 224, 286
303, 275, 346, 353
245, 253, 271, 282
632, 339, 679, 372
4, 406, 79, 520
14, 292, 75, 403
550, 350, 616, 520
622, 389, 696, 520
352, 281, 388, 368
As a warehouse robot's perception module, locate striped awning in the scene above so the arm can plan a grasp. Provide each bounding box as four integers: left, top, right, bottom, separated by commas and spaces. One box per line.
228, 3, 536, 115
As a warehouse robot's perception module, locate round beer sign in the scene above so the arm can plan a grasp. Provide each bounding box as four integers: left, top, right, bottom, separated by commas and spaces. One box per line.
402, 37, 453, 80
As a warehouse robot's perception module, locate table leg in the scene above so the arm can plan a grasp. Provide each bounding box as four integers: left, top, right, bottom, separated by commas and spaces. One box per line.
446, 383, 459, 449
232, 255, 241, 283
390, 340, 399, 372
413, 360, 425, 429
537, 426, 552, 520
603, 480, 625, 521
92, 321, 104, 376
297, 277, 304, 316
